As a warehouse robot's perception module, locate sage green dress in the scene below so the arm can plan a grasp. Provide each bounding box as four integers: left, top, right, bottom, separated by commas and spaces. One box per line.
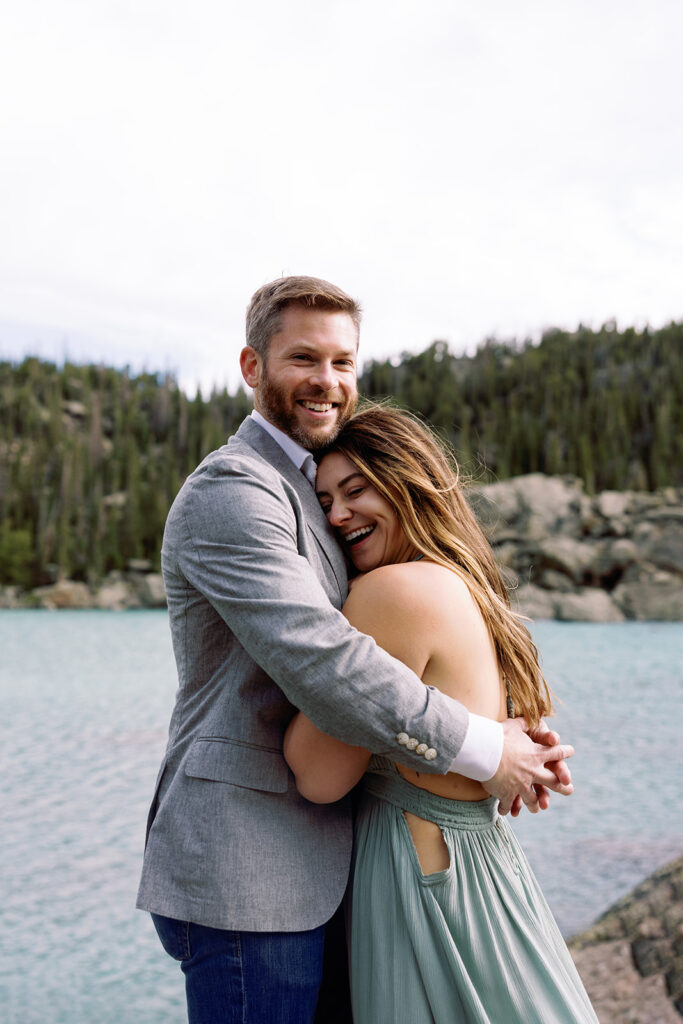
349, 757, 598, 1024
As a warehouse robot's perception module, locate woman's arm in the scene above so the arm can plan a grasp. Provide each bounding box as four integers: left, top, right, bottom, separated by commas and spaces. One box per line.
283, 715, 370, 803
284, 566, 431, 803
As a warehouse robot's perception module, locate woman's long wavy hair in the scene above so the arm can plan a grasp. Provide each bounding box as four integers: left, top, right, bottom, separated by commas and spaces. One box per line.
322, 404, 552, 725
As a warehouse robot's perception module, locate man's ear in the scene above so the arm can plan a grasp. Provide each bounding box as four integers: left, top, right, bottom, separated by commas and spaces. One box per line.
240, 346, 261, 390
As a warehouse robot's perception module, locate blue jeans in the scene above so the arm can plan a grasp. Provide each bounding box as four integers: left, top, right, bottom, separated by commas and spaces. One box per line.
151, 913, 326, 1024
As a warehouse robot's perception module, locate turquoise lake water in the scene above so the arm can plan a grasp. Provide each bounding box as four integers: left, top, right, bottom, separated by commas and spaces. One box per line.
1, 611, 681, 1023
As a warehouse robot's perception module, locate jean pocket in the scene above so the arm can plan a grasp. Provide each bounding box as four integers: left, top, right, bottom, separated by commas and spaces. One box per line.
151, 913, 192, 962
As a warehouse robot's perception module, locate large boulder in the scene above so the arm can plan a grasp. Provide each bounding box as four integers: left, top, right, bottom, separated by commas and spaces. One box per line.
554, 589, 625, 623
532, 536, 599, 585
612, 570, 683, 621
470, 474, 586, 543
93, 570, 166, 609
570, 856, 683, 1022
511, 583, 556, 620
31, 579, 92, 609
469, 477, 683, 621
590, 538, 642, 586
641, 521, 683, 574
95, 575, 141, 611
595, 490, 632, 521
138, 572, 166, 606
0, 586, 24, 609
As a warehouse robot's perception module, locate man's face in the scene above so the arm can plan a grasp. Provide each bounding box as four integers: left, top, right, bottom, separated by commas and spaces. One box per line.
251, 306, 359, 449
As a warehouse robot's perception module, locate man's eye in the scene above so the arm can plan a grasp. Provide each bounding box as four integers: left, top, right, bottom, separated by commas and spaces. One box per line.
293, 353, 312, 361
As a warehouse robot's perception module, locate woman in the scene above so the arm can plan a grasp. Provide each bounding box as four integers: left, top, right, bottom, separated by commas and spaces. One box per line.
283, 405, 597, 1024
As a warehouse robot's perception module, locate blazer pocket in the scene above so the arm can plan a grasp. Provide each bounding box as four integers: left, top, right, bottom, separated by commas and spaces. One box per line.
184, 737, 290, 793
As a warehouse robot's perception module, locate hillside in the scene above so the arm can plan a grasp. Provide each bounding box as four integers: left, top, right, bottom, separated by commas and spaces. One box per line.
360, 320, 682, 492
1, 320, 681, 590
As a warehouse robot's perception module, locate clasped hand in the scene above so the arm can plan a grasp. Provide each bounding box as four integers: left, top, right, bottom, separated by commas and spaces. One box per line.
484, 717, 574, 816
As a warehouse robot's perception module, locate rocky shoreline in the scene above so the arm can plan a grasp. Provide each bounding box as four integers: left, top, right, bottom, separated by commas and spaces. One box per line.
570, 855, 683, 1022
0, 564, 166, 611
470, 474, 683, 621
1, 474, 682, 619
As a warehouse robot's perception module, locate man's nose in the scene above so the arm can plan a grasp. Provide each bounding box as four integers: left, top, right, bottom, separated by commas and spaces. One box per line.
309, 360, 336, 390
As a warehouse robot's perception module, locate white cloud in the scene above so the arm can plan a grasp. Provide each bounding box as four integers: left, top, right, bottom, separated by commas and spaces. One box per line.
0, 0, 681, 392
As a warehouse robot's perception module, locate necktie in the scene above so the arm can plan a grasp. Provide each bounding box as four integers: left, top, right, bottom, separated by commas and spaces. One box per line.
301, 454, 317, 486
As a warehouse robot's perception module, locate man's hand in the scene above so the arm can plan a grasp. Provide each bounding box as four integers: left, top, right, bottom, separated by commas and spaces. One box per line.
484, 717, 574, 815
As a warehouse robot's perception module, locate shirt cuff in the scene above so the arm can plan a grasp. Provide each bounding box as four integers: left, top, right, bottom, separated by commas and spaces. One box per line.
448, 713, 504, 782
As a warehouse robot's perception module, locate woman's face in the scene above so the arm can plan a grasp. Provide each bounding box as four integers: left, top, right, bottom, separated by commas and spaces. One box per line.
315, 451, 415, 572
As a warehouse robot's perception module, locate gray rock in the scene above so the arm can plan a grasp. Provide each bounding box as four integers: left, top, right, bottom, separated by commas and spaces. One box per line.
570, 857, 683, 1023
31, 580, 92, 609
533, 536, 598, 584
471, 477, 683, 620
593, 538, 641, 582
554, 589, 625, 623
515, 473, 586, 540
642, 523, 683, 574
95, 579, 140, 611
612, 571, 683, 621
127, 558, 153, 572
538, 568, 577, 593
467, 483, 523, 543
102, 491, 127, 509
136, 572, 166, 606
0, 586, 24, 609
471, 474, 586, 543
491, 541, 519, 567
62, 400, 87, 419
511, 583, 556, 620
596, 491, 632, 520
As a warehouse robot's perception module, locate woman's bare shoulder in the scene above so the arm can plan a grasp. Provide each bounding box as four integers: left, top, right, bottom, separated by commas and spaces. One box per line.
345, 561, 478, 624
342, 564, 439, 674
347, 560, 442, 604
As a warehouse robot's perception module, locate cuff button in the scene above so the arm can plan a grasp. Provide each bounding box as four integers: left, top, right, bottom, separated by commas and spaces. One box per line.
396, 732, 409, 745
424, 748, 437, 761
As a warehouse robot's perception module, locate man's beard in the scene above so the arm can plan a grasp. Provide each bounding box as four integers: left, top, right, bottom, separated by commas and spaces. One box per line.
258, 366, 357, 450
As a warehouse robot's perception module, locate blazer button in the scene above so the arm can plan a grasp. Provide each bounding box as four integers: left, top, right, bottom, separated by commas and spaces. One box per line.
415, 743, 428, 755
396, 732, 409, 745
405, 737, 419, 750
424, 748, 437, 761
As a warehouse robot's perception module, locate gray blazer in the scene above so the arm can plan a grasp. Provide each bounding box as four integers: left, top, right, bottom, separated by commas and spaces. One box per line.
136, 416, 468, 931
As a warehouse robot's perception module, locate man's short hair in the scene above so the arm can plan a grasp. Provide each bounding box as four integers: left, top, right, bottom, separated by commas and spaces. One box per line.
246, 276, 362, 358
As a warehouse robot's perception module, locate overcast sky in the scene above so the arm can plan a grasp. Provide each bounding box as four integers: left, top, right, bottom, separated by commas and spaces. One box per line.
1, 0, 681, 392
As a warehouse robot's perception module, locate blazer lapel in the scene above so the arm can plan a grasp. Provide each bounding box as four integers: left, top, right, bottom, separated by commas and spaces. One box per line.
233, 418, 348, 599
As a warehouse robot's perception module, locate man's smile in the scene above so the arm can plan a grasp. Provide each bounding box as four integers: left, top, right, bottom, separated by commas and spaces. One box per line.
297, 400, 336, 414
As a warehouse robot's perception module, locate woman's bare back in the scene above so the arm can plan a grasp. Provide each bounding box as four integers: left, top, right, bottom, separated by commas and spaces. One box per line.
344, 559, 507, 802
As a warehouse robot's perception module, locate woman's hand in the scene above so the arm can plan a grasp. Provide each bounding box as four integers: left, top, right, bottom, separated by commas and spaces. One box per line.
485, 717, 574, 815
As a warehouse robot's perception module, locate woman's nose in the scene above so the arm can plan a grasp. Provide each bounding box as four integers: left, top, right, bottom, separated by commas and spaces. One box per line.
328, 500, 351, 526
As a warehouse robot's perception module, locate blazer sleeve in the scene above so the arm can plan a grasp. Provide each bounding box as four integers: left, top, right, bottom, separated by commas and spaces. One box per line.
168, 456, 469, 774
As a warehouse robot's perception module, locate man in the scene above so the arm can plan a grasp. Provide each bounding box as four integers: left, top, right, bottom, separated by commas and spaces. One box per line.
137, 276, 573, 1024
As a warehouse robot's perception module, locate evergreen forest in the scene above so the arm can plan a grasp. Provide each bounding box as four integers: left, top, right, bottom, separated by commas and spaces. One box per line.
1, 320, 681, 588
